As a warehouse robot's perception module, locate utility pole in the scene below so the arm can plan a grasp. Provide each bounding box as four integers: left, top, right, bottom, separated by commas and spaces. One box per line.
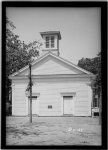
29, 62, 32, 123
23, 41, 33, 123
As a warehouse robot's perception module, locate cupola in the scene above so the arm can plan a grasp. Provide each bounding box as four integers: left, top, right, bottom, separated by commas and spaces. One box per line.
40, 31, 61, 56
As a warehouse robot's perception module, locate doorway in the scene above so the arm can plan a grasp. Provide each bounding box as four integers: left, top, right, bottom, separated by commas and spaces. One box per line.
28, 96, 39, 115
63, 96, 74, 115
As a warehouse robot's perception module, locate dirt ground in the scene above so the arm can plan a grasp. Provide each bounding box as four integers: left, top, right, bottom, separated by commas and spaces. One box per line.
6, 116, 101, 145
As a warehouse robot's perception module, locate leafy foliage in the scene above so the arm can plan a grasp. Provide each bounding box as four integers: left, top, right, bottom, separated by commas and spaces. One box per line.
78, 52, 101, 94
6, 18, 42, 75
6, 18, 42, 101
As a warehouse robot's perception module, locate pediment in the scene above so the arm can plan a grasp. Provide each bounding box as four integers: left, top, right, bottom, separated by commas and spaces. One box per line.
10, 52, 92, 78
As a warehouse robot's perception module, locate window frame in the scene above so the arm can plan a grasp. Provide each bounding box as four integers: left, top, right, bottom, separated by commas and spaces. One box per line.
93, 97, 99, 108
45, 36, 55, 48
48, 105, 52, 109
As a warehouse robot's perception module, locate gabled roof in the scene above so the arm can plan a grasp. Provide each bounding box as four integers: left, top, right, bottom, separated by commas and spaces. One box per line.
9, 52, 93, 78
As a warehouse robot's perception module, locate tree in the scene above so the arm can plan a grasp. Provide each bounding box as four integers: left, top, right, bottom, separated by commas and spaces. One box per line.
6, 17, 42, 102
78, 53, 101, 124
78, 52, 101, 91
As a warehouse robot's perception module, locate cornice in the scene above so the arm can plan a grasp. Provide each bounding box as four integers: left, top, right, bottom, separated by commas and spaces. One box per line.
9, 74, 94, 80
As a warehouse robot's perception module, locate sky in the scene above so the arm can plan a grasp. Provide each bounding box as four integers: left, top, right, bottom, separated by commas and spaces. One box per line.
6, 7, 101, 64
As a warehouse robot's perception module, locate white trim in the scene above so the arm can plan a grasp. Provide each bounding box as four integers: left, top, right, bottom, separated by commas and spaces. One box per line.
40, 31, 61, 40
50, 53, 92, 74
26, 93, 40, 115
9, 74, 94, 80
60, 92, 76, 96
9, 52, 93, 78
60, 92, 76, 115
25, 95, 28, 115
87, 85, 92, 116
12, 83, 15, 115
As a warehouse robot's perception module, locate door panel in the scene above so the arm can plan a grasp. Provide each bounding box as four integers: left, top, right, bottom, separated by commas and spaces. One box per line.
63, 96, 73, 114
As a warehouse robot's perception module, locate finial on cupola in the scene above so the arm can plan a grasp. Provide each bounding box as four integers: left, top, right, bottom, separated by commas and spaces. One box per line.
40, 31, 61, 56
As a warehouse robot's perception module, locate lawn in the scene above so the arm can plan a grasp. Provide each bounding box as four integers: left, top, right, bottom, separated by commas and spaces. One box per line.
6, 116, 101, 145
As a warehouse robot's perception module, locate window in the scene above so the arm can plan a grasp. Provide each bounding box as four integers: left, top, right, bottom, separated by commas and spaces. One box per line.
46, 37, 49, 48
28, 96, 37, 99
48, 105, 52, 109
51, 36, 54, 48
45, 36, 55, 48
93, 98, 99, 107
94, 112, 99, 116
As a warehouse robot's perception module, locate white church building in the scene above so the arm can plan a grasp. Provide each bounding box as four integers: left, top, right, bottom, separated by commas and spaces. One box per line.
9, 31, 94, 116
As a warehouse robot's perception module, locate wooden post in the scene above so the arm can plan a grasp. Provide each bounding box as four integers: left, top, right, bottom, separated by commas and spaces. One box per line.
91, 88, 94, 117
29, 63, 32, 123
99, 88, 102, 125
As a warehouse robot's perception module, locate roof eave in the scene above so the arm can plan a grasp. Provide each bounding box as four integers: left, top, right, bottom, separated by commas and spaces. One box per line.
9, 52, 94, 78
9, 74, 95, 80
40, 31, 61, 40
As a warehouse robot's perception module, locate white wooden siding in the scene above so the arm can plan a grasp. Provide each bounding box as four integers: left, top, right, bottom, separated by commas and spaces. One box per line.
12, 81, 27, 116
11, 52, 93, 116
35, 81, 91, 116
12, 78, 92, 116
32, 60, 78, 75
18, 56, 84, 76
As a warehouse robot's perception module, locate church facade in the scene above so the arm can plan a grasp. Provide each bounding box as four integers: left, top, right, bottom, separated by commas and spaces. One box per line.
9, 31, 94, 116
